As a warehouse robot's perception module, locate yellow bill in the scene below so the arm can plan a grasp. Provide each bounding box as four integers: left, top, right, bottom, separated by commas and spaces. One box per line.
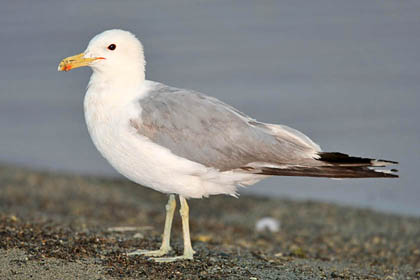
57, 53, 105, 72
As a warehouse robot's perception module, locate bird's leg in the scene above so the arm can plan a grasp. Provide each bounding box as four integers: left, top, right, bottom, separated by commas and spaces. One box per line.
127, 194, 176, 257
179, 195, 196, 257
152, 195, 195, 262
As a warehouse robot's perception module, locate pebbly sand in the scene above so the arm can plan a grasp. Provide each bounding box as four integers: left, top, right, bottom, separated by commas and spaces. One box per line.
0, 165, 419, 279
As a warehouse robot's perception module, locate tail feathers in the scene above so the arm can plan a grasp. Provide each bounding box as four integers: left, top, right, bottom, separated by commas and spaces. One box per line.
257, 165, 398, 178
248, 152, 398, 178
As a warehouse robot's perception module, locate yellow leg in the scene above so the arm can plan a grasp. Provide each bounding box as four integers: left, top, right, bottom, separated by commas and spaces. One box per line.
127, 194, 176, 257
152, 195, 196, 262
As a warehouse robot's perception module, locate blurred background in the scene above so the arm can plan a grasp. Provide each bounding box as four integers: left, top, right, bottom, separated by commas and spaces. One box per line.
0, 1, 419, 216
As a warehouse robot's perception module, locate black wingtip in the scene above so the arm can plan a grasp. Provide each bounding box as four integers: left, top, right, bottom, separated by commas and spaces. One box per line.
318, 152, 398, 167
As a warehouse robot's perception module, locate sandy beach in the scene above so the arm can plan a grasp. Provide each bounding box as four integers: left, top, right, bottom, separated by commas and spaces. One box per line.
0, 164, 419, 279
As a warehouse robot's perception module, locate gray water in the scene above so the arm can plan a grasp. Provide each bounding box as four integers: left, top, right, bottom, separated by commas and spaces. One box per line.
1, 1, 419, 216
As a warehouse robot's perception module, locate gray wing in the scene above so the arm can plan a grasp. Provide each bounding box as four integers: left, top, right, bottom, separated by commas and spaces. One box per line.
131, 82, 320, 171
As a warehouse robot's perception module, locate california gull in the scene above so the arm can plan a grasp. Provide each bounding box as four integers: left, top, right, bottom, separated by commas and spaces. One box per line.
58, 29, 398, 262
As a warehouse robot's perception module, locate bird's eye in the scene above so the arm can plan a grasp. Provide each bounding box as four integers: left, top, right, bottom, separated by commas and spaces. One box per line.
108, 44, 116, 51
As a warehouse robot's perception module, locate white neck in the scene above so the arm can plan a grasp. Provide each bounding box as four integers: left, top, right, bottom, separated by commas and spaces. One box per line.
85, 60, 145, 106
89, 63, 145, 90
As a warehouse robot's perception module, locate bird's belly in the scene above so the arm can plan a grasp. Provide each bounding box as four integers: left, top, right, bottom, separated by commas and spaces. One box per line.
84, 109, 215, 197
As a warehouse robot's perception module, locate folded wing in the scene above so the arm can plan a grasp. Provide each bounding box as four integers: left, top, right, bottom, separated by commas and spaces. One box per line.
132, 82, 398, 178
132, 82, 320, 171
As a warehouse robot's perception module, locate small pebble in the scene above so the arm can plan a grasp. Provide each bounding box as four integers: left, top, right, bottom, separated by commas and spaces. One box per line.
255, 217, 280, 232
133, 233, 144, 239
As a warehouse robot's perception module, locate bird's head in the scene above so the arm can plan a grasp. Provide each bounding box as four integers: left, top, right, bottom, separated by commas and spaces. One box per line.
58, 29, 145, 85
